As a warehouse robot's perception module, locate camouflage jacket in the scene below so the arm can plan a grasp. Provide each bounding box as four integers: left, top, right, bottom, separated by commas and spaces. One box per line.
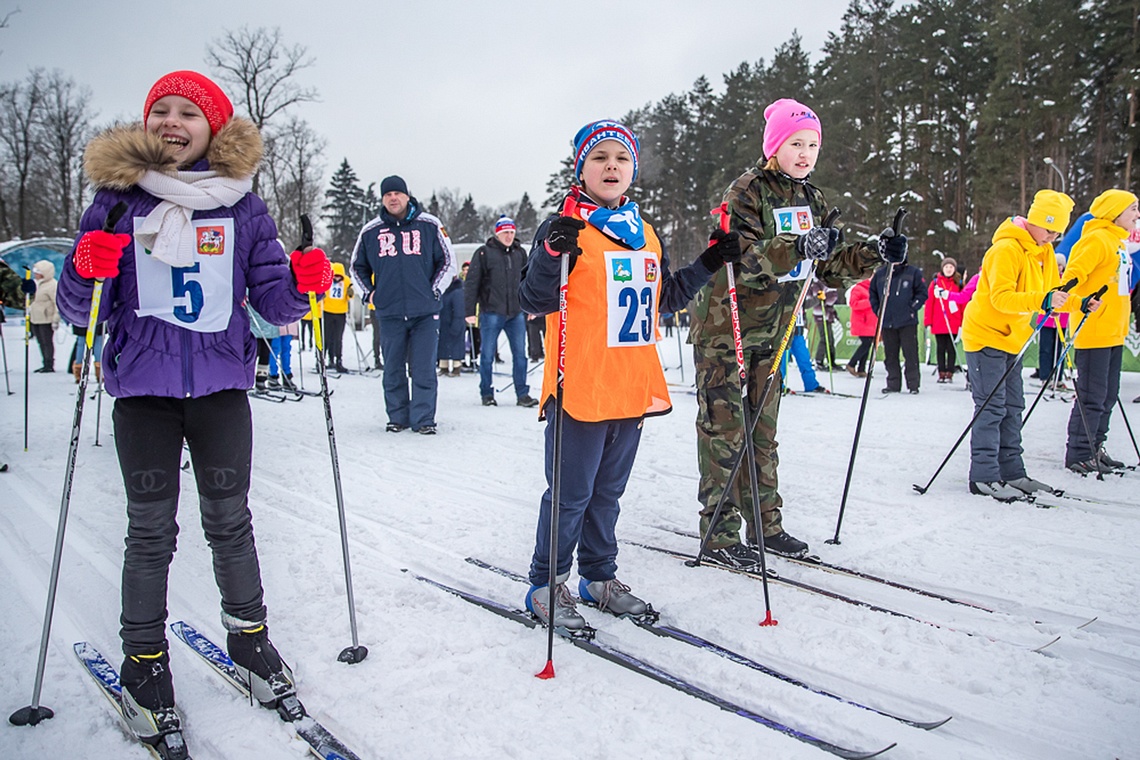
0, 260, 26, 312
689, 162, 881, 354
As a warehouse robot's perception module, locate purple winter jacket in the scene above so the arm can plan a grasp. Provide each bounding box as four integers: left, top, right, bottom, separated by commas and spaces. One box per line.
57, 120, 311, 399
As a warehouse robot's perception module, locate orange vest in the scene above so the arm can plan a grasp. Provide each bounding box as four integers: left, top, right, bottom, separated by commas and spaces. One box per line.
539, 221, 671, 422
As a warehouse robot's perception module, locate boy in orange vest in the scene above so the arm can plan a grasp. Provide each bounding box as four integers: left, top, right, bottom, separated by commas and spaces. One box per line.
519, 120, 742, 629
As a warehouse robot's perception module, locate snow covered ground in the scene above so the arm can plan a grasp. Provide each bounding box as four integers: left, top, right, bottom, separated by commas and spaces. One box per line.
1, 324, 1138, 760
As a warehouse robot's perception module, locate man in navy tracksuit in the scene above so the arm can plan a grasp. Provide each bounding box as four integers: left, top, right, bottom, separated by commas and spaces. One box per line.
351, 175, 455, 434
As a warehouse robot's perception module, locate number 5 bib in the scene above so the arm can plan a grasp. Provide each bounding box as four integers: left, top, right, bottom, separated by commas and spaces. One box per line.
133, 217, 235, 332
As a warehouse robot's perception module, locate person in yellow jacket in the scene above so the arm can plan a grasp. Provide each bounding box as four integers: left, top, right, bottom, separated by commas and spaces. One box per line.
1062, 189, 1139, 474
960, 189, 1075, 501
517, 119, 742, 630
322, 261, 353, 372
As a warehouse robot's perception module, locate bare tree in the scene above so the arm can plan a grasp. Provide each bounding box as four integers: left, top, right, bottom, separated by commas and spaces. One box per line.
206, 26, 317, 196
38, 70, 95, 234
261, 117, 326, 246
0, 68, 45, 238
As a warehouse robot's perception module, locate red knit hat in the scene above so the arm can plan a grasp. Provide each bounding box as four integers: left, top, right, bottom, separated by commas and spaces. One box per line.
143, 71, 234, 135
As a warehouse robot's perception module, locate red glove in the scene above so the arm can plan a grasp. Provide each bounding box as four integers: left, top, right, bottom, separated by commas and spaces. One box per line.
290, 248, 333, 294
74, 230, 131, 279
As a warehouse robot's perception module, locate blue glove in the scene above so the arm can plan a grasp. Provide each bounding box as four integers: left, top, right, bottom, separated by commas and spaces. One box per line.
878, 234, 908, 264
20, 279, 36, 296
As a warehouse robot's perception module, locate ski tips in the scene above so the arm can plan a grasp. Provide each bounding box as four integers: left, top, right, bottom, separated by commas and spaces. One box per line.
759, 613, 779, 627
536, 660, 556, 680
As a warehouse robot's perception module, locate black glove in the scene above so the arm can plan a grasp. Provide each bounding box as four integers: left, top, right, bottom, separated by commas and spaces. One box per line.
544, 216, 586, 258
20, 279, 36, 296
699, 229, 742, 270
795, 226, 840, 261
1080, 292, 1099, 313
878, 233, 908, 264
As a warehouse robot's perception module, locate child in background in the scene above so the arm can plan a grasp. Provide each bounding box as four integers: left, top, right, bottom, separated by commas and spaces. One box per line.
29, 260, 59, 372
519, 119, 742, 629
924, 257, 963, 382
56, 70, 332, 754
1032, 253, 1070, 387
845, 278, 877, 377
323, 262, 352, 372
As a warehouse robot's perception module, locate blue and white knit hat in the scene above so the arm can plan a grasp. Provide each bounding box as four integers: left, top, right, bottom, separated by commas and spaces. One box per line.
573, 119, 640, 181
494, 215, 516, 233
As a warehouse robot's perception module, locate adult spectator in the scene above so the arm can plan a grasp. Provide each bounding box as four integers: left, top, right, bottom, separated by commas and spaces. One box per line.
29, 260, 60, 372
464, 215, 538, 407
351, 175, 454, 434
869, 256, 926, 393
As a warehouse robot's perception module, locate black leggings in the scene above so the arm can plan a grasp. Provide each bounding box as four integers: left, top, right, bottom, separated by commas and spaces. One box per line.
114, 390, 265, 654
935, 333, 958, 373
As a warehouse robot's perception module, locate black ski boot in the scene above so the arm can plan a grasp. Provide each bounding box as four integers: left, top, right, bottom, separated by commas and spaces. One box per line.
763, 531, 810, 558
119, 651, 189, 759
227, 624, 304, 721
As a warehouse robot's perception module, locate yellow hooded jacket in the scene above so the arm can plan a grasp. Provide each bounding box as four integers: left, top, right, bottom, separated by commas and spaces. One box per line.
322, 262, 353, 315
1063, 218, 1132, 349
961, 218, 1062, 354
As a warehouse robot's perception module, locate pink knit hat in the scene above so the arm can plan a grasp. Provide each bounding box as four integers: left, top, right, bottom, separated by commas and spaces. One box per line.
762, 99, 822, 160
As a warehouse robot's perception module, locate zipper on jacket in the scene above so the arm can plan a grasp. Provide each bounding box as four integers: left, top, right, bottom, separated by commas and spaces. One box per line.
181, 329, 193, 398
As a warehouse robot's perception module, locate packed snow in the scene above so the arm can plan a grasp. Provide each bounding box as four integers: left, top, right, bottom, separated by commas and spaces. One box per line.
1, 323, 1138, 760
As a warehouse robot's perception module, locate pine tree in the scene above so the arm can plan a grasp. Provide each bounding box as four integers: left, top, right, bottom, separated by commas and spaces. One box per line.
450, 194, 482, 243
514, 192, 538, 240
321, 159, 364, 264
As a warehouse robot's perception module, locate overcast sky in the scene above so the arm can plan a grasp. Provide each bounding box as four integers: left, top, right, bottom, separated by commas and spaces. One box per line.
3, 0, 852, 212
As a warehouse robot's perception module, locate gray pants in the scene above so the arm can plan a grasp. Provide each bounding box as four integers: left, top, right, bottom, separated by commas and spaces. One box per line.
966, 348, 1027, 483
1065, 346, 1122, 465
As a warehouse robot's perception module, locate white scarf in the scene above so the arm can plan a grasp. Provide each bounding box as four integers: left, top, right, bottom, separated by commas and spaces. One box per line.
136, 170, 252, 267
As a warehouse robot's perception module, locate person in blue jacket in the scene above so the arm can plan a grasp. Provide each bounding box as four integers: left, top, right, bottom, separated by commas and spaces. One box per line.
869, 258, 927, 393
350, 175, 455, 434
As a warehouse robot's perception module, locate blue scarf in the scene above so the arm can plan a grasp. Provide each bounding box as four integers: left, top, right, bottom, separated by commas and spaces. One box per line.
578, 194, 646, 250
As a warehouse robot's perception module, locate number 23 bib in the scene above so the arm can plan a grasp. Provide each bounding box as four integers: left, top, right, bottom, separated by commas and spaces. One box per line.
604, 251, 660, 347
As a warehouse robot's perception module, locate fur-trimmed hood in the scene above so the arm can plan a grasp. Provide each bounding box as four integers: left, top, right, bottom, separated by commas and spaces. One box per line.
84, 117, 263, 190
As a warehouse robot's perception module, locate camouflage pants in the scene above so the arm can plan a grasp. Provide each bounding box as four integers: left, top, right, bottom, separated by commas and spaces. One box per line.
694, 343, 783, 549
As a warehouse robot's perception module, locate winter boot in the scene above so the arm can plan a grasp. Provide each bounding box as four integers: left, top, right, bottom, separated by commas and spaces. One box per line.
526, 575, 586, 632
1067, 457, 1113, 476
281, 373, 296, 390
226, 624, 303, 720
517, 394, 540, 407
267, 375, 281, 389
705, 542, 763, 570
763, 531, 810, 558
438, 360, 449, 376
255, 364, 268, 392
1006, 476, 1055, 495
969, 481, 1029, 501
579, 578, 653, 619
72, 362, 81, 383
119, 651, 186, 754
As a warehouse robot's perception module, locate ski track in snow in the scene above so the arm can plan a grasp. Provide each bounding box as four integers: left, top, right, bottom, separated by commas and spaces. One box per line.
2, 327, 1139, 759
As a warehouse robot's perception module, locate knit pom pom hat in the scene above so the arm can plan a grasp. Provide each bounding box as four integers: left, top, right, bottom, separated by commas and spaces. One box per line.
494, 215, 516, 233
144, 71, 234, 135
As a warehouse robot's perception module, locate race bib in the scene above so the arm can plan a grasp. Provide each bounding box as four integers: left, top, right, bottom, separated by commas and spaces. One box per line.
775, 205, 815, 283
605, 251, 659, 347
134, 217, 235, 332
329, 279, 346, 301
1119, 245, 1132, 297
774, 205, 814, 236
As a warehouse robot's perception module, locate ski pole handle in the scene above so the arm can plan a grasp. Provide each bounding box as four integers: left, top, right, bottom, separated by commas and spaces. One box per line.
884, 207, 907, 238
87, 201, 129, 350
823, 206, 842, 229
296, 214, 324, 351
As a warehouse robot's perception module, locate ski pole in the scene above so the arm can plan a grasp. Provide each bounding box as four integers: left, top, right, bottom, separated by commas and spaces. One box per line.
675, 319, 685, 383
24, 266, 31, 450
828, 207, 907, 545
1023, 305, 1096, 426
817, 289, 835, 392
712, 201, 779, 625
691, 208, 839, 572
1116, 397, 1140, 466
297, 215, 367, 664
9, 201, 127, 728
1, 321, 12, 395
538, 189, 580, 679
912, 277, 1083, 496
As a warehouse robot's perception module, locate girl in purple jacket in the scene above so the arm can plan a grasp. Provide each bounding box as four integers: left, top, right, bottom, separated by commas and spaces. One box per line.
57, 70, 332, 755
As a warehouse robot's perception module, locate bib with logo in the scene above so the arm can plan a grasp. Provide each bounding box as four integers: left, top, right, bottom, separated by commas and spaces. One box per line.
133, 217, 234, 332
